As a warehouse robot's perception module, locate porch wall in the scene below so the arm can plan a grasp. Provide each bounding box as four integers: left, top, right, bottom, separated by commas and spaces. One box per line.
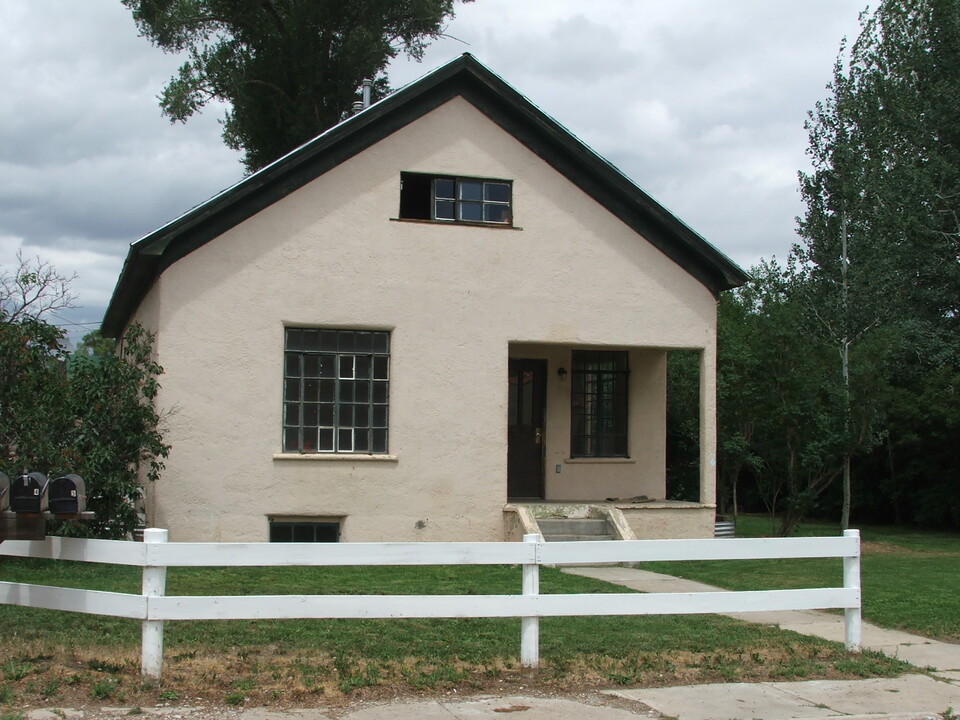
619, 502, 715, 539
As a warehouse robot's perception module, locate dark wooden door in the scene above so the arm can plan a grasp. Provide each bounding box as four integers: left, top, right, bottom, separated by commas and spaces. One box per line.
508, 358, 546, 499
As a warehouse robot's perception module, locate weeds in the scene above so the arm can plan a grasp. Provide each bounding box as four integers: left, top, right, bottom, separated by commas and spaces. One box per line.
90, 677, 119, 700
1, 662, 31, 682
335, 656, 382, 694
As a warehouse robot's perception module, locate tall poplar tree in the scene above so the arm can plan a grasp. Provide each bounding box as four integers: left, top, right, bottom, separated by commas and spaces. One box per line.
123, 0, 467, 172
797, 0, 960, 528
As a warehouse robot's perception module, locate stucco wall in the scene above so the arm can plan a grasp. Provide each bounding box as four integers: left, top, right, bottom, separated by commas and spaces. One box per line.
133, 96, 718, 541
620, 503, 716, 540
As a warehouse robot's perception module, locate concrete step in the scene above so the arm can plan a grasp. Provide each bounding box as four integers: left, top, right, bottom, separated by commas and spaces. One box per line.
538, 517, 614, 541
537, 518, 611, 535
543, 533, 615, 542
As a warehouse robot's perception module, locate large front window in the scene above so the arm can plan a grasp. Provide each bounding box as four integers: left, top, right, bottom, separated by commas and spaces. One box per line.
571, 350, 628, 457
283, 329, 389, 453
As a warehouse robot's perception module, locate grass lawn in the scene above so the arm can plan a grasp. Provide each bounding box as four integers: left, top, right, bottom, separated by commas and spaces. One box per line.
640, 516, 960, 641
0, 554, 911, 709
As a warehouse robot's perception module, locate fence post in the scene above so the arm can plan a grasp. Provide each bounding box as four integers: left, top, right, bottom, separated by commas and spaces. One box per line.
843, 528, 862, 652
141, 528, 168, 681
520, 533, 540, 668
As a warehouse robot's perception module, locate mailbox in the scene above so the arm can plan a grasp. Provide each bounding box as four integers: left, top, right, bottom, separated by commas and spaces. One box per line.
10, 472, 48, 513
48, 474, 86, 515
0, 472, 9, 511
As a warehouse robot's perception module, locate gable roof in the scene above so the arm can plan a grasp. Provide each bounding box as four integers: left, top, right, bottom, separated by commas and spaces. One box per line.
102, 53, 748, 337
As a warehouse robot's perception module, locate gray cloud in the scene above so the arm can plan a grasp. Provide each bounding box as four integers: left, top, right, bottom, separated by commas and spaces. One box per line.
1, 0, 866, 341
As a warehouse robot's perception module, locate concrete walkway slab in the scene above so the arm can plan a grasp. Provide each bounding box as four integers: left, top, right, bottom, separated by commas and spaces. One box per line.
612, 674, 960, 720
564, 567, 960, 673
339, 695, 651, 719
613, 681, 837, 719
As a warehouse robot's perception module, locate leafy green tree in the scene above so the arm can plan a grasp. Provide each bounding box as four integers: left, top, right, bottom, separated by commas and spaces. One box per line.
715, 287, 764, 521
797, 0, 960, 529
62, 324, 169, 538
1, 257, 168, 538
665, 349, 701, 503
123, 0, 467, 171
1, 255, 75, 471
0, 318, 71, 473
73, 329, 117, 361
717, 262, 848, 536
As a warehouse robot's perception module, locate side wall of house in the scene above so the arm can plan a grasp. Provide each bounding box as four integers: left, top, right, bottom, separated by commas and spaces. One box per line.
132, 97, 718, 541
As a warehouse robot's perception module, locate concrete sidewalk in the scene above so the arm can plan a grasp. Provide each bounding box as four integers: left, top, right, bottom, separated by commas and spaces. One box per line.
564, 566, 960, 719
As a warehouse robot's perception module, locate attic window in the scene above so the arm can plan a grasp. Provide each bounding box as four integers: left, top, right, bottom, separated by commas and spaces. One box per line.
400, 172, 512, 225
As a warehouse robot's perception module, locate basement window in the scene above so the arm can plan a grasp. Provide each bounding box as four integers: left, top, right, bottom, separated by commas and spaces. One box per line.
269, 520, 340, 543
399, 172, 512, 225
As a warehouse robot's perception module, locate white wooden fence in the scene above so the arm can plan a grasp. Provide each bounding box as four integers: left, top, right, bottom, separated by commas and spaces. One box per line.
0, 529, 862, 680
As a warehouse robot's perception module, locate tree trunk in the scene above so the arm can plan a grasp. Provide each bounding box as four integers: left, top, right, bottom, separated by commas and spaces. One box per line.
840, 212, 852, 531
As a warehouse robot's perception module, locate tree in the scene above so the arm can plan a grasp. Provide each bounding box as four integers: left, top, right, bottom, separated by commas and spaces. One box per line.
797, 0, 960, 529
1, 255, 75, 471
665, 349, 701, 503
62, 324, 169, 539
1, 257, 168, 538
73, 329, 117, 360
123, 0, 468, 172
716, 261, 848, 536
0, 252, 77, 324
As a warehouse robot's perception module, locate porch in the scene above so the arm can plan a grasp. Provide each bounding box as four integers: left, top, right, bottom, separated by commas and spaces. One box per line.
506, 342, 717, 540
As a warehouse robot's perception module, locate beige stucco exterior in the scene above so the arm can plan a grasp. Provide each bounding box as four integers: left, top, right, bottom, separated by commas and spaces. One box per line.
131, 96, 718, 542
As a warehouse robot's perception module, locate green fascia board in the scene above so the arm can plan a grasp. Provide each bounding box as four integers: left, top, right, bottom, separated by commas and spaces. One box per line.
102, 53, 748, 337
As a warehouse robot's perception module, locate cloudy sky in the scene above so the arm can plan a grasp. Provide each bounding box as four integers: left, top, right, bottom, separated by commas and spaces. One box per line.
0, 1, 867, 343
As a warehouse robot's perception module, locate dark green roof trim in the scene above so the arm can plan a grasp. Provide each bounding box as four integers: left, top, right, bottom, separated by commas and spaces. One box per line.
102, 53, 747, 337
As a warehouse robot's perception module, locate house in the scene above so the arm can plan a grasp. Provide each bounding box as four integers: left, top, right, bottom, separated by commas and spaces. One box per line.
102, 54, 747, 543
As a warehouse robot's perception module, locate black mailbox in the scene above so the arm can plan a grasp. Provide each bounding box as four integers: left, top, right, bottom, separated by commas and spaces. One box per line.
48, 474, 86, 515
0, 472, 9, 511
10, 472, 48, 513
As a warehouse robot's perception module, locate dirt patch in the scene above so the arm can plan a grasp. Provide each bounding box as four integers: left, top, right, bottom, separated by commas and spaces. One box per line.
5, 640, 910, 716
860, 540, 960, 556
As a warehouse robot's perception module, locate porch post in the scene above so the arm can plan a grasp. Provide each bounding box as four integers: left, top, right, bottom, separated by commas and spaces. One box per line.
699, 345, 717, 508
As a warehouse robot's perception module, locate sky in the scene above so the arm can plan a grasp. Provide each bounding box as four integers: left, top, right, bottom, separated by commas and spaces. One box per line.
0, 1, 868, 344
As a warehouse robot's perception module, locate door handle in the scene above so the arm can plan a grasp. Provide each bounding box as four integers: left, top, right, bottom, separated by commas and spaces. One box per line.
535, 427, 543, 444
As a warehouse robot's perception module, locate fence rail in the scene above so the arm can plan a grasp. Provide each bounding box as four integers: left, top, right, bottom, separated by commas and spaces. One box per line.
0, 529, 862, 680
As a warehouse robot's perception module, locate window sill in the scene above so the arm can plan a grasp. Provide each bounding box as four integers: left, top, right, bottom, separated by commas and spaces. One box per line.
564, 457, 635, 464
390, 217, 522, 230
273, 453, 398, 462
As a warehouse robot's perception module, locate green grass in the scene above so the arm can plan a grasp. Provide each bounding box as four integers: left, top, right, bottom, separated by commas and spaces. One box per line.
0, 559, 851, 659
639, 516, 960, 640
0, 554, 912, 706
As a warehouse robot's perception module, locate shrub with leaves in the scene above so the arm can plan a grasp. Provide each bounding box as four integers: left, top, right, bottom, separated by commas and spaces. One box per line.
61, 324, 169, 538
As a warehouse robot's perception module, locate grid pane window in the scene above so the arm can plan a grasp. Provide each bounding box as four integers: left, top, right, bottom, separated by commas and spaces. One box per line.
434, 177, 511, 224
570, 350, 628, 458
400, 172, 513, 225
283, 329, 389, 453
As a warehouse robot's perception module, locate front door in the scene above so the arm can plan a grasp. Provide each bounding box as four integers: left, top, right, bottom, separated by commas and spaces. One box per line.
508, 358, 546, 499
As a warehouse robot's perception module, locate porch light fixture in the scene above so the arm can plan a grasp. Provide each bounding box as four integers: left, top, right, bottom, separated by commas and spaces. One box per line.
557, 367, 568, 381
